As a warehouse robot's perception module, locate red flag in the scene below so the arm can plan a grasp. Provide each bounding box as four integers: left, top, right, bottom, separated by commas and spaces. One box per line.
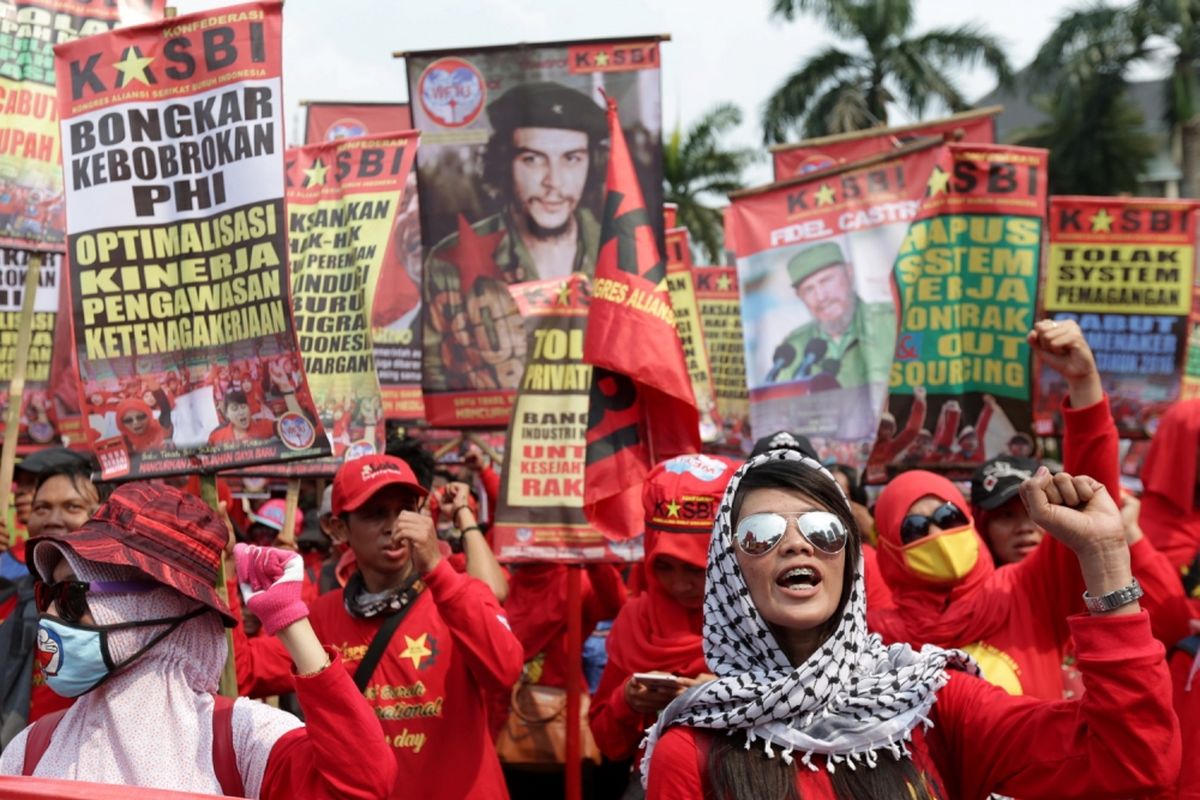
583, 96, 700, 539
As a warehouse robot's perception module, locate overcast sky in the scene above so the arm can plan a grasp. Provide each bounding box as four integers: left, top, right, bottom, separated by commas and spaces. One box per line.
177, 0, 1160, 186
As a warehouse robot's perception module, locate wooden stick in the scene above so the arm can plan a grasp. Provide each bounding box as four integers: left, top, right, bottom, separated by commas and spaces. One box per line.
279, 478, 300, 547
432, 434, 463, 461
201, 473, 239, 699
464, 432, 501, 464
0, 253, 43, 549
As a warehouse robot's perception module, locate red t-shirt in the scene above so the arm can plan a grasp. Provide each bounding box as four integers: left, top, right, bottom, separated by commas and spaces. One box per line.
208, 418, 276, 445
308, 561, 523, 800
647, 612, 1179, 800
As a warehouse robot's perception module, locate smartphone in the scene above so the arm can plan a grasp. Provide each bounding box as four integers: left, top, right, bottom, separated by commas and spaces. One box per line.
632, 672, 683, 690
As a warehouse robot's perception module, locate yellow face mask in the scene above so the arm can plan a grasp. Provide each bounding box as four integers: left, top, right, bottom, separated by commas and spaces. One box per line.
900, 526, 979, 583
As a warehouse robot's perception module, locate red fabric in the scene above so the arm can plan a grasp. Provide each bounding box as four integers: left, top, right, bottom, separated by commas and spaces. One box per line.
862, 543, 894, 612
115, 399, 166, 451
582, 99, 700, 540
27, 668, 73, 724
1141, 399, 1200, 569
868, 397, 1118, 699
478, 463, 500, 520
866, 390, 927, 480
1171, 646, 1200, 798
258, 650, 399, 800
647, 612, 1179, 800
589, 529, 707, 763
208, 418, 276, 445
309, 561, 522, 800
332, 455, 427, 516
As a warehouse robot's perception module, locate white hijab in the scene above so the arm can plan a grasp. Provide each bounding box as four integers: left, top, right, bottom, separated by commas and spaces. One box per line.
0, 543, 302, 798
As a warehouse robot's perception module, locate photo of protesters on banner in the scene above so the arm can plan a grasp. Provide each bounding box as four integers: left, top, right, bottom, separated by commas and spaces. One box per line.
406, 39, 663, 426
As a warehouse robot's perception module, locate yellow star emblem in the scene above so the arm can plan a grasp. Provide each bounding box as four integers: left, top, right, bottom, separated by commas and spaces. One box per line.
304, 159, 328, 187
399, 633, 432, 669
594, 51, 610, 67
926, 167, 950, 196
114, 46, 155, 88
814, 183, 836, 206
716, 273, 733, 291
556, 280, 572, 305
665, 499, 681, 517
1090, 209, 1113, 232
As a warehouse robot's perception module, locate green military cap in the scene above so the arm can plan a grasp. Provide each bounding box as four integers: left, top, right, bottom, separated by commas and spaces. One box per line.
787, 242, 847, 286
486, 81, 607, 140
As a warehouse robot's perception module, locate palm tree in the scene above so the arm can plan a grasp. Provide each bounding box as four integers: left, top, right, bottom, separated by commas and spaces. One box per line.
1137, 0, 1200, 195
663, 103, 758, 263
763, 0, 1013, 143
1014, 4, 1155, 194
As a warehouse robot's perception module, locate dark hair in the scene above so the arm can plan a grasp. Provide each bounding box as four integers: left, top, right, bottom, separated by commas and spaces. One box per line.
34, 460, 110, 506
385, 435, 435, 490
222, 390, 249, 409
712, 457, 934, 800
480, 129, 606, 208
829, 463, 868, 506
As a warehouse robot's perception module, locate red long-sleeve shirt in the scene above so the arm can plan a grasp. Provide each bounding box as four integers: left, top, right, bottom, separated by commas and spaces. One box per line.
647, 612, 1179, 800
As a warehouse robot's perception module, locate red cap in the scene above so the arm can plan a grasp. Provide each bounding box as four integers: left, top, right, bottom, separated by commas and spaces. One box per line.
642, 454, 739, 534
333, 454, 427, 515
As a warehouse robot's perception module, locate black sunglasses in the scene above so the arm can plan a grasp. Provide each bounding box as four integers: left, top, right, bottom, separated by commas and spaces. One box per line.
900, 502, 969, 544
35, 580, 158, 624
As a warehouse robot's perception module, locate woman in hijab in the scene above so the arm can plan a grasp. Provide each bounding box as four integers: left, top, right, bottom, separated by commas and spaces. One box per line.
115, 397, 169, 453
1140, 397, 1200, 570
589, 455, 735, 775
642, 450, 1178, 799
0, 482, 396, 799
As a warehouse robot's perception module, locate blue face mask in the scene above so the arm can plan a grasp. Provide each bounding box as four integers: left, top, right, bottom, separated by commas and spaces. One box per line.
36, 607, 207, 698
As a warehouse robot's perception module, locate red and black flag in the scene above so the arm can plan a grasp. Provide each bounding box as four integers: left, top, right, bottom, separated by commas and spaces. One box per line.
583, 96, 700, 539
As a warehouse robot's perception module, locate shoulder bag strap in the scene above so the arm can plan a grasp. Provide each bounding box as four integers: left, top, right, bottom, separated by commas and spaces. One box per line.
353, 599, 420, 694
21, 708, 68, 776
211, 694, 246, 798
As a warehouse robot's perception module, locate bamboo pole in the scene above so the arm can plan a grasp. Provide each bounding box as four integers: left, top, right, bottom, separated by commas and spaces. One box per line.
0, 253, 43, 548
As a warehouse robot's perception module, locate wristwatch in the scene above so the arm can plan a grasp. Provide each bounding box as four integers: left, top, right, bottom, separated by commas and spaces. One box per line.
1082, 577, 1143, 613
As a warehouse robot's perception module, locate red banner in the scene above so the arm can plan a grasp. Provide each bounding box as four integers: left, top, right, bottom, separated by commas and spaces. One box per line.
770, 108, 998, 181
583, 98, 699, 540
55, 1, 330, 479
303, 101, 412, 145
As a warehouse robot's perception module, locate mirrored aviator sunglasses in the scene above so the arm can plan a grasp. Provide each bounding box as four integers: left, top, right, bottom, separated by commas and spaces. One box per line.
734, 511, 848, 557
899, 501, 969, 545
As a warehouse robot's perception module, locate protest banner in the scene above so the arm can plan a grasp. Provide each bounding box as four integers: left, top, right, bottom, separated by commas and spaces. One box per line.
1037, 197, 1200, 438
491, 274, 637, 561
868, 143, 1047, 482
665, 226, 719, 442
0, 0, 165, 250
770, 107, 999, 181
696, 265, 750, 453
55, 0, 330, 480
277, 133, 418, 475
727, 139, 943, 468
402, 36, 664, 427
0, 248, 60, 448
302, 100, 412, 144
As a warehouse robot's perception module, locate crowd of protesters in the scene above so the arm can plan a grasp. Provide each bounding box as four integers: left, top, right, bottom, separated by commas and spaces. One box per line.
0, 318, 1197, 799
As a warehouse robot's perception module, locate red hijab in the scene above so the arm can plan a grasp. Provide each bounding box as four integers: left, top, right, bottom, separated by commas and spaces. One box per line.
1140, 400, 1200, 568
605, 529, 708, 677
505, 563, 569, 661
873, 470, 1002, 645
115, 398, 166, 451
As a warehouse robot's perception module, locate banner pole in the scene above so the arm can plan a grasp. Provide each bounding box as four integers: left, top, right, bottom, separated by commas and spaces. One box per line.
280, 478, 300, 547
565, 564, 583, 800
201, 473, 239, 698
0, 253, 43, 549
432, 434, 463, 461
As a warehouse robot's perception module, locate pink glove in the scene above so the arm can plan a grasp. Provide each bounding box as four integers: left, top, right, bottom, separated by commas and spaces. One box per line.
233, 543, 308, 635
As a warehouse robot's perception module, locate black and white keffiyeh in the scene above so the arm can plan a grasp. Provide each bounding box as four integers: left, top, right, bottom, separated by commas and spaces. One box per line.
640, 449, 977, 786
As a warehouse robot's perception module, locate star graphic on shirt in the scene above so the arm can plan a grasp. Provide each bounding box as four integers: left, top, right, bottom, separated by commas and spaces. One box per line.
814, 183, 836, 206
716, 273, 733, 291
303, 159, 329, 187
926, 166, 951, 197
665, 499, 681, 517
594, 51, 610, 67
556, 280, 572, 306
114, 46, 155, 88
1090, 209, 1114, 232
399, 633, 433, 669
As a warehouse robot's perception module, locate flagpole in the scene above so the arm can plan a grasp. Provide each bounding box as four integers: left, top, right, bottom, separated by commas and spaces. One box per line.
565, 564, 583, 800
0, 253, 43, 546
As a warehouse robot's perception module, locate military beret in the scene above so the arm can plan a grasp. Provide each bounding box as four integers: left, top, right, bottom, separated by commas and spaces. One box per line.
486, 81, 607, 140
787, 242, 847, 286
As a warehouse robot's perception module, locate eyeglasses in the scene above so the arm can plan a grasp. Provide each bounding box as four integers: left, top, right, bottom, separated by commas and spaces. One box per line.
734, 511, 848, 557
900, 502, 969, 544
34, 580, 159, 624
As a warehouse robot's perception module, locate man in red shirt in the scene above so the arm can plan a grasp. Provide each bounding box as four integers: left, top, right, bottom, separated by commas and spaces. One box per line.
208, 390, 278, 445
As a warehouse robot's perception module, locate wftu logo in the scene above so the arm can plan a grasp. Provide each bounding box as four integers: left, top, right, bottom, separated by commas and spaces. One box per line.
418, 57, 485, 128
664, 454, 729, 482
68, 22, 268, 100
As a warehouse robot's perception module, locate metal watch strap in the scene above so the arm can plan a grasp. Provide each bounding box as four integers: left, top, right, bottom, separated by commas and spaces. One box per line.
1082, 577, 1144, 613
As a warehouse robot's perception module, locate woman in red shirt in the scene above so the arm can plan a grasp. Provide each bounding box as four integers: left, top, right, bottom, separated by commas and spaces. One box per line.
643, 451, 1178, 799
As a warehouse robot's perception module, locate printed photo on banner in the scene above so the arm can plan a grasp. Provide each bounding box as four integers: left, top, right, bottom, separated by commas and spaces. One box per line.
54, 1, 330, 479
1035, 197, 1200, 439
0, 248, 62, 447
0, 0, 165, 249
728, 144, 942, 468
867, 144, 1047, 482
405, 38, 663, 426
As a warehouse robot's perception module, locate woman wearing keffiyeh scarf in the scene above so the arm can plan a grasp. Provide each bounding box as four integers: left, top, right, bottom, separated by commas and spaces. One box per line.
641, 450, 1180, 799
